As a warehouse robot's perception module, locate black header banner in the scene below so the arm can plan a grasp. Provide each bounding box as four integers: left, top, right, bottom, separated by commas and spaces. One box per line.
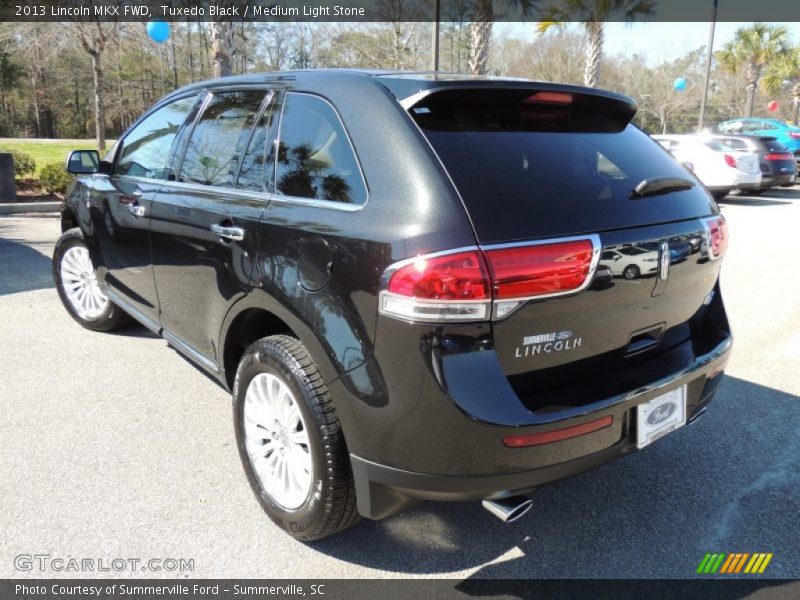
1, 0, 800, 23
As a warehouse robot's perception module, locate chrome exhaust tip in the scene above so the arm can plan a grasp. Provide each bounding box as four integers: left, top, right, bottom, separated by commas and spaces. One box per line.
482, 496, 533, 523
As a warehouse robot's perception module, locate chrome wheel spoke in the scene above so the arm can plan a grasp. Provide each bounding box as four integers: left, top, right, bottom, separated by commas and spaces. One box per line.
243, 371, 313, 509
60, 246, 109, 320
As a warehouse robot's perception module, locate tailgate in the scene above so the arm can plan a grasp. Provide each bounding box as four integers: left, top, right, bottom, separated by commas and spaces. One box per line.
409, 86, 723, 409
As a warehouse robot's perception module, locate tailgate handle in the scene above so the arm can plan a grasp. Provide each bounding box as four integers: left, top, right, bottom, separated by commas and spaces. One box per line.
626, 323, 665, 356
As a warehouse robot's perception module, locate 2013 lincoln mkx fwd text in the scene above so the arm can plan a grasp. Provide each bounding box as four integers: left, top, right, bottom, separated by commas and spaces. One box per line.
54, 70, 731, 540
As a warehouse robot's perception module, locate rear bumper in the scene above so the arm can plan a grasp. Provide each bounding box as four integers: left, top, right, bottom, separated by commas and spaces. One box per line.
760, 173, 797, 188
350, 334, 731, 520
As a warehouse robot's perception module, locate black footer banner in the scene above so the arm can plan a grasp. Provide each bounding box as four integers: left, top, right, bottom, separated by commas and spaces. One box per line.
2, 579, 800, 600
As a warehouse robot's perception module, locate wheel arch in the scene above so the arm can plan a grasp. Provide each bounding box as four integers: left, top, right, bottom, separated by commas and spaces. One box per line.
218, 290, 341, 391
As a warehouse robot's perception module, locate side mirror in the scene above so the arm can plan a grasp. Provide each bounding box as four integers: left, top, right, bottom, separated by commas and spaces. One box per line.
66, 150, 100, 175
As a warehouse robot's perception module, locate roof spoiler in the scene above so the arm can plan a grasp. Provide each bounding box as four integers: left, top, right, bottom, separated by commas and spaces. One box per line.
401, 84, 638, 134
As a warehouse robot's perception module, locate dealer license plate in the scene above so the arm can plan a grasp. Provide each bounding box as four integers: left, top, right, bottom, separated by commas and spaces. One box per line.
636, 386, 687, 449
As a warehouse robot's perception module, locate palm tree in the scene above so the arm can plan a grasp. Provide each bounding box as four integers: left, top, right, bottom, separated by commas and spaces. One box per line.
762, 47, 800, 125
718, 23, 790, 118
469, 0, 534, 75
536, 0, 656, 88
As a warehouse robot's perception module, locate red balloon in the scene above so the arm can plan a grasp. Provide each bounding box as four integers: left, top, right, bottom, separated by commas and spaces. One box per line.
768, 101, 779, 112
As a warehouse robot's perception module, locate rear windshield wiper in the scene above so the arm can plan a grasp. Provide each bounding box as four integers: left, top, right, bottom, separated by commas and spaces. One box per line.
631, 177, 695, 198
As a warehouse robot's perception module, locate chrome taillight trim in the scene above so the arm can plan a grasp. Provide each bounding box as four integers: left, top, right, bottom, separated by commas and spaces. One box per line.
377, 234, 602, 323
700, 215, 726, 261
481, 234, 602, 320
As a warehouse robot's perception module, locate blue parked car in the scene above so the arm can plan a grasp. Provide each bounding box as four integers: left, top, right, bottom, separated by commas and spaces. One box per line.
712, 118, 800, 165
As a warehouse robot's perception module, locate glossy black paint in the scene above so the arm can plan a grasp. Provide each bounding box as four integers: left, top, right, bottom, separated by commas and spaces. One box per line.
61, 70, 732, 520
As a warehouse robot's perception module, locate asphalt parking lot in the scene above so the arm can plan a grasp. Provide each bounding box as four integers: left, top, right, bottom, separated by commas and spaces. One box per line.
1, 189, 799, 580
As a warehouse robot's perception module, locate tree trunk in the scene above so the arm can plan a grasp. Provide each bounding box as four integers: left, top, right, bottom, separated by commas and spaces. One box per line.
583, 22, 604, 88
210, 21, 236, 78
744, 62, 760, 118
792, 83, 800, 126
91, 54, 106, 153
468, 0, 493, 75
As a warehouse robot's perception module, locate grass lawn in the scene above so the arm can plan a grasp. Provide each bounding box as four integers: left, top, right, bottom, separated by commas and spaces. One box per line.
0, 139, 112, 177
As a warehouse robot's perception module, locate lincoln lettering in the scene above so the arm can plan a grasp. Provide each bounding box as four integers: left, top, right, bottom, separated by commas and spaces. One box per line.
515, 337, 582, 358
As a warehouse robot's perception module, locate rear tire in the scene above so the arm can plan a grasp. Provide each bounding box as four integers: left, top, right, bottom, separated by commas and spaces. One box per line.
233, 335, 359, 541
623, 265, 640, 280
53, 228, 129, 332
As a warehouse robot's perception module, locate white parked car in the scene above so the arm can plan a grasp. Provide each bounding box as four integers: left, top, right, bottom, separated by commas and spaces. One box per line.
653, 134, 761, 199
600, 246, 659, 280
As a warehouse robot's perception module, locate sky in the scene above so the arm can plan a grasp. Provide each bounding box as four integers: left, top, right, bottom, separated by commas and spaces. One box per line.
499, 22, 800, 66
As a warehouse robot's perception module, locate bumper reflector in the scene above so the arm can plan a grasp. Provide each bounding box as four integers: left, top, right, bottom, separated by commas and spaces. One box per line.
503, 415, 614, 447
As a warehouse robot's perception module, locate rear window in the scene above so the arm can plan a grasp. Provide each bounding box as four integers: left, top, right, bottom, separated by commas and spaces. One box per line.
412, 90, 716, 242
762, 138, 788, 153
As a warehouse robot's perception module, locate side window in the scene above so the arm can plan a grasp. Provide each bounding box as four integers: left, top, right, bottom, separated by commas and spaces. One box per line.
179, 90, 266, 188
760, 121, 778, 131
275, 93, 367, 205
742, 121, 763, 133
116, 96, 197, 179
237, 92, 282, 193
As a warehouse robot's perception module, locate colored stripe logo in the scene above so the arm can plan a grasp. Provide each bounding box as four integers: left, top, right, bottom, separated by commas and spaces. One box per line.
697, 552, 773, 574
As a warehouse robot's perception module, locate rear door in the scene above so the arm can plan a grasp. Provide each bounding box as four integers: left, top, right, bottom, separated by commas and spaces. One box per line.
149, 88, 279, 368
409, 88, 720, 409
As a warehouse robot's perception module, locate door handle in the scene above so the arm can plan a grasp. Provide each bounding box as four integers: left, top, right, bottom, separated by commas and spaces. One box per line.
211, 223, 245, 241
127, 204, 146, 217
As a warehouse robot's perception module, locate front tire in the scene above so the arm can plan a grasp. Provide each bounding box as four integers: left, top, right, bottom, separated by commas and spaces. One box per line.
233, 335, 359, 541
53, 228, 129, 332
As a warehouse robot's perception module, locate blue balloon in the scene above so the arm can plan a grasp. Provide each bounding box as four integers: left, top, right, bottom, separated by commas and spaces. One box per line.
673, 77, 688, 91
147, 21, 170, 44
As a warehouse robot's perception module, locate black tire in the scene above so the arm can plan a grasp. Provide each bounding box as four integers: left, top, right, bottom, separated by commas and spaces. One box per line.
233, 335, 359, 541
623, 265, 640, 280
52, 228, 129, 332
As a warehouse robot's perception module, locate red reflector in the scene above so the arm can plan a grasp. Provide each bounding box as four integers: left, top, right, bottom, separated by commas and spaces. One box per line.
704, 215, 728, 259
524, 91, 574, 105
723, 154, 737, 168
484, 240, 594, 299
503, 416, 614, 448
387, 250, 490, 300
764, 153, 793, 161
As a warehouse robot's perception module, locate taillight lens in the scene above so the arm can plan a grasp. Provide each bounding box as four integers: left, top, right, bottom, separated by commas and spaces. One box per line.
724, 154, 737, 168
380, 250, 491, 321
484, 240, 595, 299
764, 153, 793, 161
789, 131, 800, 139
379, 238, 599, 322
702, 215, 729, 260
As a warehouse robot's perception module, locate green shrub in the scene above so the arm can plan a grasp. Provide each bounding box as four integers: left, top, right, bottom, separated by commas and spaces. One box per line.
39, 162, 73, 194
0, 147, 36, 178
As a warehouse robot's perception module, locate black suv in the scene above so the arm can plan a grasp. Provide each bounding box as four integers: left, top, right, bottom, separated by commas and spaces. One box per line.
54, 70, 732, 540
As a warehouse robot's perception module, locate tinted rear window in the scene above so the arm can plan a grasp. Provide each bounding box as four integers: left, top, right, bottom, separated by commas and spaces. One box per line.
412, 90, 715, 242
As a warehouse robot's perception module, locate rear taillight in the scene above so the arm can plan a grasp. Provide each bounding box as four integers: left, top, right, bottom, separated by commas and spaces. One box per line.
702, 215, 729, 260
724, 154, 737, 168
764, 153, 793, 161
484, 239, 597, 318
789, 132, 800, 139
379, 236, 599, 322
380, 249, 491, 321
